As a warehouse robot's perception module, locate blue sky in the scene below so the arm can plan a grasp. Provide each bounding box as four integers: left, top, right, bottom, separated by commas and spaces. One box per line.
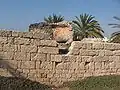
0, 0, 120, 37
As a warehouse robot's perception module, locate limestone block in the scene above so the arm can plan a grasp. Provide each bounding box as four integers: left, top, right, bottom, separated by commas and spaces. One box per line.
7, 37, 14, 44
79, 62, 85, 70
0, 68, 12, 77
36, 61, 41, 69
38, 47, 59, 54
80, 50, 99, 56
34, 40, 57, 47
95, 62, 102, 70
18, 32, 24, 37
0, 30, 12, 37
56, 62, 64, 70
104, 50, 114, 56
67, 55, 77, 62
88, 62, 94, 70
93, 56, 109, 61
31, 53, 46, 61
92, 43, 104, 50
70, 41, 86, 49
98, 50, 105, 56
3, 52, 14, 60
76, 56, 82, 62
67, 48, 80, 55
114, 50, 120, 56
14, 37, 30, 45
14, 52, 30, 61
0, 44, 2, 51
93, 70, 102, 76
40, 62, 53, 70
12, 31, 19, 37
115, 61, 120, 69
3, 44, 16, 52
81, 56, 93, 62
71, 62, 79, 70
84, 71, 93, 77
104, 61, 114, 70
22, 32, 33, 38
0, 37, 7, 44
32, 31, 51, 39
51, 55, 62, 62
47, 54, 51, 61
104, 43, 120, 50
21, 45, 37, 53
109, 56, 119, 61
21, 61, 35, 69
22, 69, 30, 74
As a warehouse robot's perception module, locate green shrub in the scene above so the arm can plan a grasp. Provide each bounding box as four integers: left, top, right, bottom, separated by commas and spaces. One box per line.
0, 76, 52, 90
64, 75, 120, 90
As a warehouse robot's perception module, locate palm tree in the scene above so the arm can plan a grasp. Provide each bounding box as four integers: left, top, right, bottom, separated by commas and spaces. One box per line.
108, 16, 120, 28
109, 31, 120, 43
72, 13, 104, 40
44, 14, 64, 23
108, 16, 120, 43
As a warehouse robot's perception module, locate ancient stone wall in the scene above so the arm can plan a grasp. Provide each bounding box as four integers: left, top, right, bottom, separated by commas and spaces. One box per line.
0, 30, 120, 86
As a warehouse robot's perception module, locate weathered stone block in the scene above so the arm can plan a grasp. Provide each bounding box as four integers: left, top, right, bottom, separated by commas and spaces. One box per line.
80, 50, 99, 56
21, 45, 37, 53
93, 56, 109, 61
14, 37, 30, 45
22, 32, 33, 38
56, 62, 64, 70
51, 55, 63, 62
21, 61, 35, 69
109, 56, 119, 61
78, 62, 85, 70
0, 30, 12, 37
114, 50, 120, 56
70, 41, 86, 49
98, 50, 105, 56
92, 43, 104, 50
95, 62, 102, 70
31, 53, 46, 61
39, 40, 57, 47
104, 50, 113, 56
14, 52, 30, 61
0, 68, 12, 77
81, 56, 93, 62
38, 47, 59, 54
36, 61, 41, 69
12, 31, 19, 37
86, 43, 93, 50
104, 43, 120, 50
7, 37, 14, 44
0, 37, 7, 44
3, 44, 16, 52
67, 48, 80, 55
0, 44, 2, 51
40, 62, 53, 70
3, 52, 14, 60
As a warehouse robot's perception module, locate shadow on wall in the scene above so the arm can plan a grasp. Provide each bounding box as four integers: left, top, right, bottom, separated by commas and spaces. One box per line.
0, 56, 52, 90
0, 56, 24, 78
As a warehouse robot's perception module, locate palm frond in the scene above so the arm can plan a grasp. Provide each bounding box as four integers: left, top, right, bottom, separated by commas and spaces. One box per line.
72, 13, 104, 40
44, 14, 64, 23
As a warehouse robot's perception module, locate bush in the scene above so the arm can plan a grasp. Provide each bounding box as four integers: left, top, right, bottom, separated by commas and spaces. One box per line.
64, 75, 120, 90
0, 76, 52, 90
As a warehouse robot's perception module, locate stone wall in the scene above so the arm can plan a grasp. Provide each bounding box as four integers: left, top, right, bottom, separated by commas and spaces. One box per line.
0, 30, 120, 86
